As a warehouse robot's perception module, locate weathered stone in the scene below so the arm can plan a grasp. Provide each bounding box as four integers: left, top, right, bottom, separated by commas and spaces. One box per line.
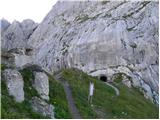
13, 54, 33, 68
28, 1, 158, 103
1, 51, 15, 67
1, 49, 33, 68
1, 19, 38, 50
122, 79, 132, 88
2, 69, 24, 102
1, 19, 10, 33
31, 97, 54, 119
33, 72, 49, 100
21, 63, 44, 72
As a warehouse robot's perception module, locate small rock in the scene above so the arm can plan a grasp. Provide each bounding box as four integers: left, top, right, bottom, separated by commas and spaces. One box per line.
2, 69, 24, 102
33, 72, 49, 100
31, 97, 54, 118
122, 79, 132, 88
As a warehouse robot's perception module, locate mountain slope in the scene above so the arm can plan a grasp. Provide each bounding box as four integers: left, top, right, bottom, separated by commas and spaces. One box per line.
61, 68, 158, 118
28, 1, 159, 104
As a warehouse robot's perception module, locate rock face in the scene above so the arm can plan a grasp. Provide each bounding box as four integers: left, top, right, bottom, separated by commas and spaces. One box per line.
1, 19, 38, 50
1, 19, 10, 33
31, 97, 54, 118
2, 69, 24, 102
33, 72, 49, 100
1, 48, 33, 68
28, 1, 159, 104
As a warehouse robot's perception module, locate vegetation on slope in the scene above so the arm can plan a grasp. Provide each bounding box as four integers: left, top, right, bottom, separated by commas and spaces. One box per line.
61, 68, 159, 119
1, 80, 49, 119
1, 65, 71, 119
48, 74, 72, 118
1, 66, 48, 119
1, 64, 158, 119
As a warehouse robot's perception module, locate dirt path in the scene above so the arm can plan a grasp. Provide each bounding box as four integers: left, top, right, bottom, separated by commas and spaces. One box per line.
55, 73, 82, 119
62, 81, 82, 119
105, 82, 120, 96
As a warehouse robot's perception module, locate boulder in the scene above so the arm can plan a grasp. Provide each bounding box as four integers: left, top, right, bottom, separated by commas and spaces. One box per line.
2, 69, 24, 102
122, 79, 132, 88
31, 97, 54, 119
1, 48, 33, 69
13, 54, 33, 68
33, 72, 49, 100
1, 51, 15, 67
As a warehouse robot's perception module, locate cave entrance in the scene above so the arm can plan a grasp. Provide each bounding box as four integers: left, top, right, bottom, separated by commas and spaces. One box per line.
100, 75, 107, 82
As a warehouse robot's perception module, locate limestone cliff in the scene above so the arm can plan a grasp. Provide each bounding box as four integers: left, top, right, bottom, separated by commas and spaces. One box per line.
1, 19, 38, 50
27, 1, 159, 104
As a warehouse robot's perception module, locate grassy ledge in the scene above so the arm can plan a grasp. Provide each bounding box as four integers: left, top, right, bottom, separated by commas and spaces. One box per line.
61, 68, 158, 119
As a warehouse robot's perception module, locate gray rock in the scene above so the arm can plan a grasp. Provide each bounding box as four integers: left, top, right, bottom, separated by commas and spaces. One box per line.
28, 1, 158, 103
1, 19, 38, 50
33, 72, 49, 100
2, 69, 24, 102
1, 19, 10, 33
31, 97, 54, 118
122, 79, 132, 88
20, 63, 44, 72
1, 51, 15, 67
1, 48, 33, 68
21, 19, 38, 39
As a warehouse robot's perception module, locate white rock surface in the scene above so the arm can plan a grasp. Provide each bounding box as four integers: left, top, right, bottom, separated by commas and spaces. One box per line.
1, 19, 38, 50
14, 54, 33, 68
2, 69, 24, 102
1, 48, 33, 68
28, 1, 158, 103
33, 72, 49, 100
31, 97, 54, 118
122, 79, 132, 88
1, 19, 10, 33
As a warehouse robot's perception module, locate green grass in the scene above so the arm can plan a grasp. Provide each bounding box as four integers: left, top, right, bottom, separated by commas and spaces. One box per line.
1, 80, 48, 119
1, 67, 71, 119
61, 68, 159, 119
1, 65, 158, 119
20, 68, 40, 99
75, 14, 90, 23
112, 73, 131, 83
0, 63, 6, 71
1, 67, 48, 118
48, 74, 72, 118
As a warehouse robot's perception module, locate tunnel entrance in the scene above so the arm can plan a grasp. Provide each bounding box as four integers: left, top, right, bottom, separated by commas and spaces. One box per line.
100, 75, 107, 82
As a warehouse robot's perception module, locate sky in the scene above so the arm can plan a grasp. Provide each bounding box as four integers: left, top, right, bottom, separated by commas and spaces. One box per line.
0, 0, 58, 23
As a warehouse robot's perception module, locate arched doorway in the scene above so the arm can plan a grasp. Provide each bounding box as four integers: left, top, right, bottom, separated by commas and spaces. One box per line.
100, 75, 107, 82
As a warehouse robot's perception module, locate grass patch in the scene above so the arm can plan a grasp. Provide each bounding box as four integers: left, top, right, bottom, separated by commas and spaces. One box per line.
61, 68, 158, 119
19, 68, 40, 99
62, 68, 115, 118
112, 83, 159, 118
101, 1, 109, 5
75, 14, 90, 23
0, 64, 7, 71
112, 73, 131, 83
48, 74, 72, 118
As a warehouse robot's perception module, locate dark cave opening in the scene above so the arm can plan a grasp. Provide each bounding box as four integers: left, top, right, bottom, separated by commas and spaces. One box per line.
100, 75, 107, 82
